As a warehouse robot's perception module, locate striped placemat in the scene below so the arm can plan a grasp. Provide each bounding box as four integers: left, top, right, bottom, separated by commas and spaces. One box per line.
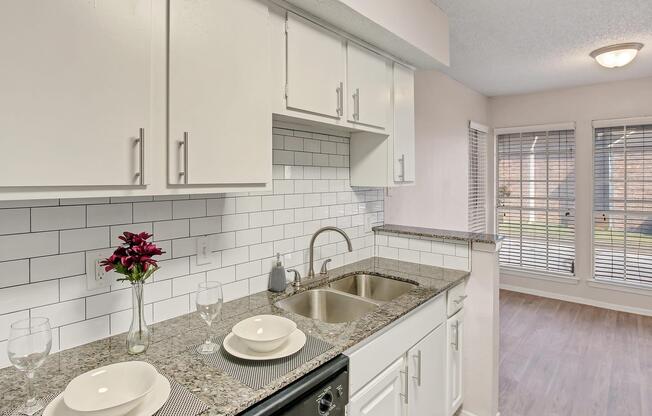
193, 332, 334, 390
3, 374, 208, 416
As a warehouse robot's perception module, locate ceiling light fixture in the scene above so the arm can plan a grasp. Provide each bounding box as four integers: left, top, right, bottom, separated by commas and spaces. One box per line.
590, 43, 644, 68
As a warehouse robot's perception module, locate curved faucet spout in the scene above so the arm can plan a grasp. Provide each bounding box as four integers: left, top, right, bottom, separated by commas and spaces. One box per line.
308, 226, 353, 279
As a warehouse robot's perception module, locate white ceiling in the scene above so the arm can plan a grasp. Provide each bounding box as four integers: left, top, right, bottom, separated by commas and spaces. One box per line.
431, 0, 652, 96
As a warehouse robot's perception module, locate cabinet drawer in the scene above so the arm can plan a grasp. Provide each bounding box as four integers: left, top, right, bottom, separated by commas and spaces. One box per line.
345, 294, 446, 394
447, 280, 467, 317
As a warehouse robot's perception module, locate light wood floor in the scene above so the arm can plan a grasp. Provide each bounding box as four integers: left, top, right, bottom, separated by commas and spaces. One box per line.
499, 290, 652, 416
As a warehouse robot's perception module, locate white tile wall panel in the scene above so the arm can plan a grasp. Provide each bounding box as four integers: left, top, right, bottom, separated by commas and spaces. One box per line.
284, 194, 303, 209
249, 275, 269, 294
321, 193, 336, 205
60, 316, 110, 350
189, 253, 221, 274
222, 214, 249, 232
172, 273, 206, 297
207, 266, 235, 284
304, 194, 321, 207
60, 275, 110, 301
321, 141, 337, 154
210, 232, 236, 251
284, 223, 303, 239
0, 200, 59, 209
206, 198, 235, 216
0, 208, 30, 235
432, 240, 457, 256
60, 227, 109, 253
221, 247, 249, 267
0, 310, 29, 341
249, 242, 273, 261
110, 196, 154, 203
110, 304, 153, 335
154, 219, 190, 241
31, 253, 85, 283
0, 232, 59, 262
152, 258, 190, 281
444, 256, 471, 271
156, 240, 172, 260
223, 280, 249, 303
86, 203, 132, 227
313, 180, 329, 193
153, 295, 189, 323
284, 166, 303, 179
189, 217, 221, 237
273, 239, 294, 256
110, 223, 153, 245
388, 236, 409, 249
173, 200, 206, 219
236, 228, 261, 247
144, 279, 172, 304
171, 237, 198, 258
304, 139, 320, 153
31, 206, 85, 232
398, 248, 420, 263
0, 280, 58, 314
273, 209, 294, 225
261, 225, 284, 242
420, 252, 444, 267
236, 260, 262, 280
31, 299, 85, 328
261, 195, 284, 211
294, 208, 313, 222
294, 152, 313, 166
249, 211, 274, 228
0, 259, 29, 288
273, 180, 294, 194
272, 135, 284, 149
378, 246, 398, 260
273, 150, 294, 165
133, 201, 172, 222
408, 238, 432, 252
86, 288, 132, 319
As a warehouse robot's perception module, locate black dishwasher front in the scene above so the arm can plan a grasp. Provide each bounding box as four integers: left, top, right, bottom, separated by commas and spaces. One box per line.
238, 354, 349, 416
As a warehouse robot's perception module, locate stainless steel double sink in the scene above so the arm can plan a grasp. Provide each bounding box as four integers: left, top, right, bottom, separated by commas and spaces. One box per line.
275, 273, 417, 323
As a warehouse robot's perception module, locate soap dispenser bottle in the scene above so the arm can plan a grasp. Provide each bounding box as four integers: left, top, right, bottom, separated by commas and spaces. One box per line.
268, 253, 287, 292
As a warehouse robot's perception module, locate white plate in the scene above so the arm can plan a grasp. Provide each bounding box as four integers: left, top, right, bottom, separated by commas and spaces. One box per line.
44, 373, 171, 416
223, 329, 306, 360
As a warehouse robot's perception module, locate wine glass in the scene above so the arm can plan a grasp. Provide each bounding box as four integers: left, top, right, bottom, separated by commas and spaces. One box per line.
195, 281, 223, 354
7, 317, 52, 415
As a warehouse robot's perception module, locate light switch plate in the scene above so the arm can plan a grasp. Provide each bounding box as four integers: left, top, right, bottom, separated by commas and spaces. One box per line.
196, 236, 212, 266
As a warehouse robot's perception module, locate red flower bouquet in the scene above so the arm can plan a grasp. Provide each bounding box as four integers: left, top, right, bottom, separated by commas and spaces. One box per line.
101, 232, 165, 283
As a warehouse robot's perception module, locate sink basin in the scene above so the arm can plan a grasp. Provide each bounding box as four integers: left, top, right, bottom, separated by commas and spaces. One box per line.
275, 289, 379, 323
329, 274, 416, 302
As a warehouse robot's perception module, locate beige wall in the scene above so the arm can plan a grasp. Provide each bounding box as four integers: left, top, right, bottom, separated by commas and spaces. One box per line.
490, 76, 652, 315
384, 70, 489, 231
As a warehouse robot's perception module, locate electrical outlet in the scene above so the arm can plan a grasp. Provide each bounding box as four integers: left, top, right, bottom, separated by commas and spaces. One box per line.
86, 249, 115, 291
196, 236, 212, 266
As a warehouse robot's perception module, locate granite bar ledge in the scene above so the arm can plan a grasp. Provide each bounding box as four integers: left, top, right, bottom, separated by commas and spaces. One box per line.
373, 223, 503, 245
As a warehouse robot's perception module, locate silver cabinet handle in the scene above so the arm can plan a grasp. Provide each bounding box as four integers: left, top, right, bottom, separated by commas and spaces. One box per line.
412, 350, 422, 386
336, 82, 343, 117
399, 368, 409, 404
134, 127, 145, 185
453, 295, 468, 305
398, 154, 405, 181
352, 88, 360, 121
179, 132, 189, 184
452, 320, 459, 351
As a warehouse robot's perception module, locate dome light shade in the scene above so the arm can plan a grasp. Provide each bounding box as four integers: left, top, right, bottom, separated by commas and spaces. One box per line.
590, 43, 644, 68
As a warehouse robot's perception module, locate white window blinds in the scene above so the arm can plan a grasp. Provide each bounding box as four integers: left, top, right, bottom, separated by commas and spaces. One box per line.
594, 122, 652, 286
496, 126, 576, 274
468, 122, 488, 233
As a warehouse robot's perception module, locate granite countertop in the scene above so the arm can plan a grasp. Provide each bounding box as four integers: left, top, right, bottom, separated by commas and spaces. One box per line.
373, 223, 503, 244
0, 257, 469, 416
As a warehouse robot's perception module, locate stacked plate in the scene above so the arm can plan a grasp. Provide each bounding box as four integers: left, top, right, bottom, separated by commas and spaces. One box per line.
223, 315, 306, 360
44, 362, 171, 416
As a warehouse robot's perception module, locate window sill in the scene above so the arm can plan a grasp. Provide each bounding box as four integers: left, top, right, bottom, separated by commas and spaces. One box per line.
588, 279, 652, 296
500, 266, 579, 285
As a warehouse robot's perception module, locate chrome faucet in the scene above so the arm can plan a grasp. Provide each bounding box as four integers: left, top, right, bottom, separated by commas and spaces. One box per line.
308, 227, 353, 278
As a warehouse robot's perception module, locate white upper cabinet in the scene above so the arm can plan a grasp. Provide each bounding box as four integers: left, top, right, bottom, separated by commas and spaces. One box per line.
168, 0, 271, 186
393, 63, 416, 182
347, 42, 390, 130
0, 0, 152, 187
286, 12, 345, 120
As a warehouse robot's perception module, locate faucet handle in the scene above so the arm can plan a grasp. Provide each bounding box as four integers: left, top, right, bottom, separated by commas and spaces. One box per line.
287, 269, 302, 287
319, 259, 332, 275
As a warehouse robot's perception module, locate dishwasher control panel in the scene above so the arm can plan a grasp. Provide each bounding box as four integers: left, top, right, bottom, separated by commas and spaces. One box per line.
285, 369, 348, 416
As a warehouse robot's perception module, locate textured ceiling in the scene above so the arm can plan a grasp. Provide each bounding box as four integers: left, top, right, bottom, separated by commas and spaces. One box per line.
431, 0, 652, 96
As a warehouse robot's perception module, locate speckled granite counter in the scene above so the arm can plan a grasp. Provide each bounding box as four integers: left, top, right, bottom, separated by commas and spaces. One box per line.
373, 223, 503, 244
0, 257, 468, 416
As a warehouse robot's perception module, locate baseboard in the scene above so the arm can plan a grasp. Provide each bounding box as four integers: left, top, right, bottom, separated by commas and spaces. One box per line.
500, 283, 652, 317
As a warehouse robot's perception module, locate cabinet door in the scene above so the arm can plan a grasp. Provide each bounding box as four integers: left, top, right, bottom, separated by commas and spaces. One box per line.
169, 0, 271, 185
446, 310, 464, 416
408, 324, 446, 416
348, 357, 406, 416
286, 12, 344, 119
347, 43, 390, 129
393, 63, 416, 183
0, 0, 151, 187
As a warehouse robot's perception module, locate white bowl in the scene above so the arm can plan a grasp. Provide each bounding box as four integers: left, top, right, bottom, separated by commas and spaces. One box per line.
63, 361, 158, 416
231, 315, 297, 353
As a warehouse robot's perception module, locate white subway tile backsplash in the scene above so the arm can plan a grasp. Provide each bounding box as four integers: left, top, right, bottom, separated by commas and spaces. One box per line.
154, 219, 190, 241
153, 258, 190, 281
110, 305, 153, 335
87, 204, 132, 227
222, 247, 249, 267
222, 214, 249, 232
249, 211, 274, 228
249, 242, 273, 261
223, 280, 249, 303
31, 253, 85, 283
31, 206, 85, 232
60, 275, 110, 301
261, 195, 284, 211
0, 260, 29, 288
236, 197, 262, 214
273, 180, 294, 194
320, 141, 337, 154
86, 288, 132, 318
262, 225, 284, 242
284, 194, 303, 209
0, 208, 30, 235
144, 279, 172, 304
207, 266, 235, 284
236, 260, 261, 280
420, 251, 444, 267
398, 248, 420, 263
211, 232, 236, 251
408, 238, 432, 252
0, 232, 59, 262
0, 310, 29, 341
236, 228, 261, 247
60, 227, 108, 253
110, 223, 153, 245
0, 280, 58, 315
173, 200, 206, 219
274, 209, 294, 225
153, 295, 189, 323
172, 273, 206, 297
206, 198, 235, 216
189, 216, 221, 236
60, 316, 110, 350
31, 299, 85, 328
133, 201, 172, 222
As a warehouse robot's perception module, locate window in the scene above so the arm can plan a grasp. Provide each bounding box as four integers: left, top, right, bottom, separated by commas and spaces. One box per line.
496, 124, 575, 274
468, 122, 488, 233
594, 120, 652, 286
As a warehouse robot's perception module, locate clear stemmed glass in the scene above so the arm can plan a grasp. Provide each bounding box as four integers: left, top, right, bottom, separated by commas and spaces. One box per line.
7, 317, 52, 415
195, 281, 223, 354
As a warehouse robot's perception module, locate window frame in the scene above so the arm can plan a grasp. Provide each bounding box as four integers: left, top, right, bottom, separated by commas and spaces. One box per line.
468, 121, 489, 233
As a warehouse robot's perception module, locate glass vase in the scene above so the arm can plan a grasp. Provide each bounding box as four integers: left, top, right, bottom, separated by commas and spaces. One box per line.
127, 281, 150, 355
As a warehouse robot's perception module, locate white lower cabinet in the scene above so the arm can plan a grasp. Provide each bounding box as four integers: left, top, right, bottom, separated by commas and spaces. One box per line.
408, 324, 447, 416
446, 309, 464, 416
348, 357, 406, 416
